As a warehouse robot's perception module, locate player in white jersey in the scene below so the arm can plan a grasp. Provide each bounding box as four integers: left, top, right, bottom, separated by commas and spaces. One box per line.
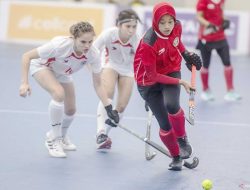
19, 21, 119, 158
93, 9, 141, 149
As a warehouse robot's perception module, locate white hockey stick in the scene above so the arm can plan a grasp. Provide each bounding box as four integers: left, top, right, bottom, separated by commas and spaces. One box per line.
145, 108, 157, 160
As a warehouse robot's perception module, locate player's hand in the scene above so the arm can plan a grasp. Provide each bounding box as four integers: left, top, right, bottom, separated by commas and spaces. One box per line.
207, 23, 217, 31
105, 104, 119, 127
182, 51, 202, 71
179, 79, 193, 94
222, 19, 230, 30
19, 83, 31, 97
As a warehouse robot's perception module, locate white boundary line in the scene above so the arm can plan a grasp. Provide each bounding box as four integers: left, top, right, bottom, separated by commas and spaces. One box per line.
0, 109, 249, 128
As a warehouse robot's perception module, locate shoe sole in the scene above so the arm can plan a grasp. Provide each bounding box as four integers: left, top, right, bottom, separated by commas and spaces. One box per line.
96, 139, 112, 150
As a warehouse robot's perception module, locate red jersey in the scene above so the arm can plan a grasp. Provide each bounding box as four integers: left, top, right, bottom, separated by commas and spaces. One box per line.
134, 21, 185, 86
197, 0, 226, 42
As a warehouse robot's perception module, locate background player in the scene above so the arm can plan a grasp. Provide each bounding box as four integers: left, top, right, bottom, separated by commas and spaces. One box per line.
93, 9, 141, 150
196, 0, 241, 101
19, 21, 119, 158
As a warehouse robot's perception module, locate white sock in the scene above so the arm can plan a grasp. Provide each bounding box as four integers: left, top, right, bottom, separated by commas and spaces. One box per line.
48, 100, 64, 139
61, 114, 74, 138
97, 101, 107, 134
97, 99, 112, 135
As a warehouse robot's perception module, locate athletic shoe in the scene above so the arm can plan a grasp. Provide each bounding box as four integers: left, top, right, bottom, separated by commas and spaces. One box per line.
61, 136, 77, 151
201, 89, 215, 101
224, 90, 241, 101
45, 135, 66, 158
96, 133, 112, 149
178, 136, 193, 159
169, 156, 183, 171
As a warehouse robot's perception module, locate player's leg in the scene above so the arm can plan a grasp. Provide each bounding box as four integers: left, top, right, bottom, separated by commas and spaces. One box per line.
115, 75, 134, 130
138, 84, 182, 170
197, 41, 215, 101
33, 69, 66, 158
96, 68, 117, 149
162, 73, 192, 159
216, 40, 241, 101
59, 81, 77, 151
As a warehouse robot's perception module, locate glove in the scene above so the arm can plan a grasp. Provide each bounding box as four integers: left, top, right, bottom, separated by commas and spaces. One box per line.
105, 104, 119, 127
182, 51, 202, 71
222, 19, 230, 30
207, 23, 217, 31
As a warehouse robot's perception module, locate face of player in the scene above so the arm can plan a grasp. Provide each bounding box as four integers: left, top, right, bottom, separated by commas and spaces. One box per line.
118, 20, 137, 42
73, 31, 94, 55
158, 14, 175, 36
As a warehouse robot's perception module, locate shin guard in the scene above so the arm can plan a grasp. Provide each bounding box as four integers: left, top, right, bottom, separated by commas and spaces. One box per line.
200, 67, 209, 91
168, 108, 186, 138
224, 66, 234, 91
159, 129, 179, 157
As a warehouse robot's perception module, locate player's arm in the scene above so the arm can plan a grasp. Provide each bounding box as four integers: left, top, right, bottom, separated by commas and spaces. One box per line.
92, 72, 119, 125
19, 48, 40, 97
92, 72, 110, 107
196, 11, 210, 28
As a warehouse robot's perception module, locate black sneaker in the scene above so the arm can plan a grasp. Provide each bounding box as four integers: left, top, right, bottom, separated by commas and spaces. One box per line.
169, 156, 183, 171
178, 136, 193, 159
96, 133, 112, 149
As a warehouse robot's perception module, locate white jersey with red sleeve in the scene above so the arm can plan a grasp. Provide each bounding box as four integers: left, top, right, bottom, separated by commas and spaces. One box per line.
30, 36, 102, 76
93, 27, 140, 77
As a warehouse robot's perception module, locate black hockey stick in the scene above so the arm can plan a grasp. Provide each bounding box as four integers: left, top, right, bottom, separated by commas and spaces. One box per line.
117, 123, 199, 169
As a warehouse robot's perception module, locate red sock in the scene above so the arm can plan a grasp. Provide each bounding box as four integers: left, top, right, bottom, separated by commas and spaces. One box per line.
224, 66, 234, 91
200, 67, 209, 91
168, 108, 186, 138
159, 129, 179, 157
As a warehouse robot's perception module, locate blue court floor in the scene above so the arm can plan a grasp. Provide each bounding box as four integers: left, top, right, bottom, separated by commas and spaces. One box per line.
0, 42, 250, 190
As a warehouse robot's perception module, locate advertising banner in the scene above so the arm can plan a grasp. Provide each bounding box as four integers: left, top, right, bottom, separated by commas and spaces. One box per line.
7, 2, 104, 41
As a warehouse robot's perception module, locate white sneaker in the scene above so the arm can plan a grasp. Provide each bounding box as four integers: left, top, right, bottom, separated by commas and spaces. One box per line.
45, 132, 66, 158
224, 90, 241, 101
61, 137, 77, 151
201, 89, 215, 101
96, 133, 112, 150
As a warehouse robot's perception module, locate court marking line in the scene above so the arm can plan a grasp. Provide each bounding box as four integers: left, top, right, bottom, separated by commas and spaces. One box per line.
0, 109, 249, 128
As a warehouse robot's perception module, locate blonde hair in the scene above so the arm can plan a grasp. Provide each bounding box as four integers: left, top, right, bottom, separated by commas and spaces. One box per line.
69, 21, 95, 38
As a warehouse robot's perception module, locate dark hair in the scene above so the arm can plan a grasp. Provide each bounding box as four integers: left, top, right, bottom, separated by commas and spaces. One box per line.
69, 21, 95, 38
116, 9, 141, 25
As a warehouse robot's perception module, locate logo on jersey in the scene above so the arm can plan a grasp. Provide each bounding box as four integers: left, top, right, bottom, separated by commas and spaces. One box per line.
207, 3, 215, 9
81, 61, 87, 65
112, 46, 117, 50
173, 37, 179, 47
158, 48, 165, 55
64, 59, 69, 63
211, 0, 221, 4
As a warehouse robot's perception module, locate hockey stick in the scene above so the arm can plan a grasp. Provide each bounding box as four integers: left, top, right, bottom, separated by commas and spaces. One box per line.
145, 108, 157, 160
117, 123, 199, 169
186, 65, 196, 126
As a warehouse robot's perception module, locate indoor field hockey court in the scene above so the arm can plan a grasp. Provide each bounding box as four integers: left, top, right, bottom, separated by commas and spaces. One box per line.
1, 42, 250, 190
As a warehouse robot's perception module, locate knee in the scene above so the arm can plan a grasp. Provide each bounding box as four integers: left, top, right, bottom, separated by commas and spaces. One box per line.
117, 105, 126, 113
51, 86, 65, 102
64, 108, 76, 116
166, 103, 180, 114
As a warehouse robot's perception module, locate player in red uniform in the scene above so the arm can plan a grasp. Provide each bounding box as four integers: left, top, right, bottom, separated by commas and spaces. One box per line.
196, 0, 241, 101
133, 2, 202, 170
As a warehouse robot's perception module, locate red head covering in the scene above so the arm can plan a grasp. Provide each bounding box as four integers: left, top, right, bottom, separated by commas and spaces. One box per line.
152, 2, 176, 37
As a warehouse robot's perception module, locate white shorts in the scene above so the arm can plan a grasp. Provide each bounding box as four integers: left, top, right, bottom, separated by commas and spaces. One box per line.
103, 62, 133, 77
30, 63, 73, 83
